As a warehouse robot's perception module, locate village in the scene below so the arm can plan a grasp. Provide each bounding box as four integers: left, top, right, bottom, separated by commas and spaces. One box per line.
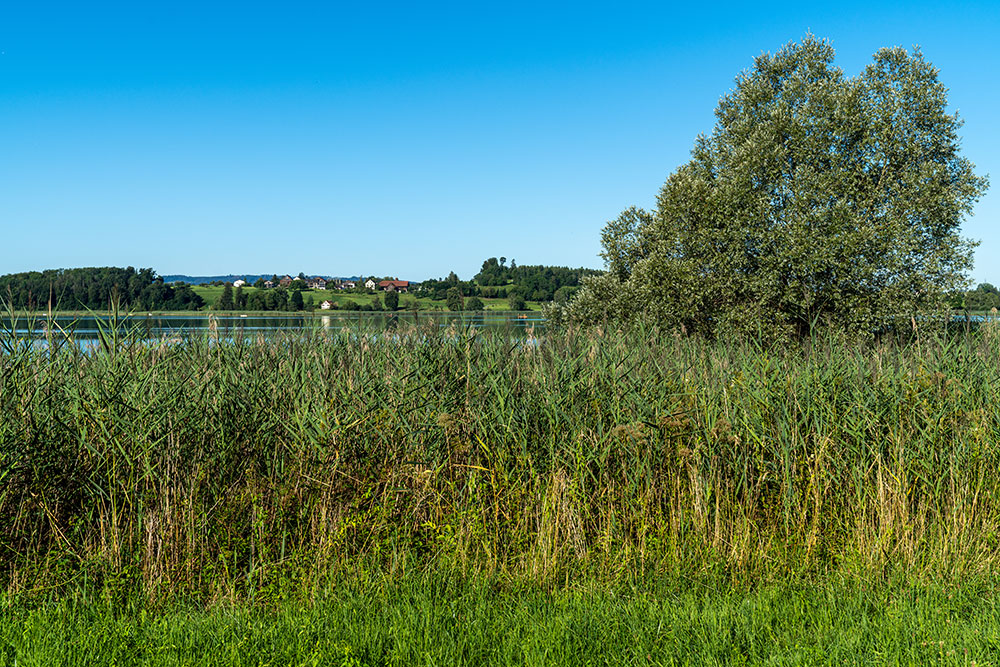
231, 275, 411, 293
224, 275, 413, 310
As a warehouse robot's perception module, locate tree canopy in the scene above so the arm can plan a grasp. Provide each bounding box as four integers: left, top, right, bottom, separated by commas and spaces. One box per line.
0, 267, 203, 311
564, 36, 988, 336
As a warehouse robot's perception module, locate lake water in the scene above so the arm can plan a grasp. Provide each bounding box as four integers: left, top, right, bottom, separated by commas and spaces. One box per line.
1, 311, 546, 346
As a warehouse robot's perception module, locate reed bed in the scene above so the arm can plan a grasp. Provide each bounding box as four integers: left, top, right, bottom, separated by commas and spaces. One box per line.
2, 317, 1000, 600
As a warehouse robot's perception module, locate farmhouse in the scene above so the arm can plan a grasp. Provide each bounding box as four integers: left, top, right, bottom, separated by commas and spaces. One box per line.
279, 275, 293, 288
232, 279, 246, 288
307, 276, 327, 290
364, 279, 377, 290
377, 280, 410, 293
263, 280, 275, 289
319, 300, 334, 310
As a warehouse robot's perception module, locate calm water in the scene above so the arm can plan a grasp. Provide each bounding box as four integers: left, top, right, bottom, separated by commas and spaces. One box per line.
2, 311, 546, 345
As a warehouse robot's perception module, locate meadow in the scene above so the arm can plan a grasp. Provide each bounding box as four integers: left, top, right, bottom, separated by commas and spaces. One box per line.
3, 319, 1000, 664
188, 285, 540, 312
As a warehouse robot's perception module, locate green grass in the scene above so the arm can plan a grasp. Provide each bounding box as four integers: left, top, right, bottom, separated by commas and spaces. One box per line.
188, 285, 542, 311
4, 576, 999, 666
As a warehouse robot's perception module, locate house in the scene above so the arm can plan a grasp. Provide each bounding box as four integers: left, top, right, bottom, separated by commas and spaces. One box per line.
364, 279, 377, 290
263, 280, 275, 289
307, 276, 327, 290
320, 300, 334, 310
232, 279, 246, 288
378, 280, 410, 293
341, 281, 356, 290
279, 275, 293, 288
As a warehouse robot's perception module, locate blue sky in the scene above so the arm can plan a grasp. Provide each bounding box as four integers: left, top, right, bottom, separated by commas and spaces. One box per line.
2, 1, 997, 282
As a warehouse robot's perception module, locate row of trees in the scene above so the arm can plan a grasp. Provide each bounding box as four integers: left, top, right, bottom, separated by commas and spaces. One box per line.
958, 284, 1000, 311
0, 267, 204, 311
473, 258, 598, 301
213, 285, 311, 312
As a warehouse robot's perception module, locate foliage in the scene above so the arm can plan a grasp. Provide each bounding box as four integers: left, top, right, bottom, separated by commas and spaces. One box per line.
0, 267, 204, 311
508, 292, 527, 310
384, 290, 399, 311
215, 284, 234, 310
964, 283, 1000, 311
475, 257, 600, 301
566, 36, 988, 337
466, 296, 484, 311
445, 286, 464, 311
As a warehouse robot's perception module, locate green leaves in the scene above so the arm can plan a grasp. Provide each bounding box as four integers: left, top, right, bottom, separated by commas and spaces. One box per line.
569, 35, 988, 338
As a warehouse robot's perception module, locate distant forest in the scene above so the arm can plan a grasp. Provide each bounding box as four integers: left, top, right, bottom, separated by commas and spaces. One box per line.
2, 264, 996, 313
0, 267, 203, 311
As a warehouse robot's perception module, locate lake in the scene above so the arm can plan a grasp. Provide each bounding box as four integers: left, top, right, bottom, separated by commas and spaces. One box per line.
1, 311, 546, 346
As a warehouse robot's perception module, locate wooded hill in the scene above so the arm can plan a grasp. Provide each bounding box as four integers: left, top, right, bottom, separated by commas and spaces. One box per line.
0, 267, 203, 311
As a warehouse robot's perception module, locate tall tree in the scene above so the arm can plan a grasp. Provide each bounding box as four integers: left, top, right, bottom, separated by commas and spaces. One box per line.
446, 287, 464, 311
566, 36, 988, 336
216, 284, 234, 311
384, 290, 399, 311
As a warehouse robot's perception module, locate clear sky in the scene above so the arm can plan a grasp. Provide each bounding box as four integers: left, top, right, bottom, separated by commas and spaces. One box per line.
2, 1, 997, 282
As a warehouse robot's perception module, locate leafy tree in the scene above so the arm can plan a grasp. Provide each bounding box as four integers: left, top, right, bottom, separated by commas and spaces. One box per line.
234, 286, 247, 309
446, 287, 464, 311
290, 279, 307, 291
384, 290, 399, 311
253, 278, 265, 289
508, 292, 527, 311
554, 286, 576, 305
247, 291, 266, 311
964, 284, 1000, 311
290, 290, 304, 311
475, 258, 509, 286
216, 284, 234, 311
466, 296, 484, 311
268, 288, 289, 311
566, 36, 988, 336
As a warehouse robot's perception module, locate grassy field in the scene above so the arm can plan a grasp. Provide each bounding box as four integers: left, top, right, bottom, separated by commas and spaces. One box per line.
3, 321, 1000, 662
189, 285, 542, 311
4, 576, 1000, 665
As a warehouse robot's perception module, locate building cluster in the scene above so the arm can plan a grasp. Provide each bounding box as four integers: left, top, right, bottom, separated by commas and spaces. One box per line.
230, 275, 412, 293
229, 275, 359, 290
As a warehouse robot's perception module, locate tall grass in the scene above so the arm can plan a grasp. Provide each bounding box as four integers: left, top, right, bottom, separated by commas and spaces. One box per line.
2, 317, 1000, 600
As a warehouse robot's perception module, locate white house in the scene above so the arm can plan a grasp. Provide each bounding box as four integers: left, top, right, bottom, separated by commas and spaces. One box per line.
364, 279, 377, 290
320, 300, 334, 310
232, 279, 246, 288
